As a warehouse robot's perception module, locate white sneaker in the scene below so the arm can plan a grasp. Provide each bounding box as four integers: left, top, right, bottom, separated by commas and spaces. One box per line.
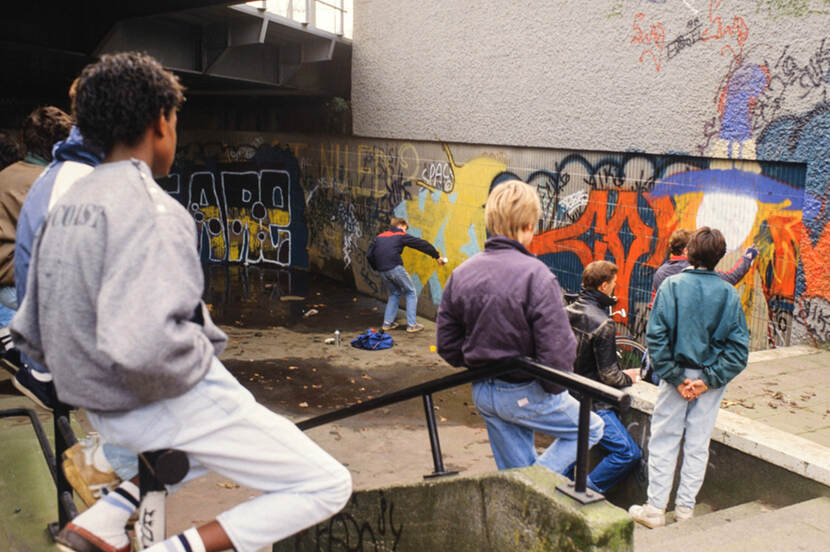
629, 503, 666, 528
674, 505, 694, 521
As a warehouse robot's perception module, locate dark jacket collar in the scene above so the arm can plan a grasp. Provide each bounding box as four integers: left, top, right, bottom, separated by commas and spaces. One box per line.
484, 235, 534, 257
579, 288, 617, 309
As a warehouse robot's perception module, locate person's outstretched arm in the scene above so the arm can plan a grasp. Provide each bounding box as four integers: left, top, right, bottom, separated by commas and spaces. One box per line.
717, 246, 757, 285
401, 233, 440, 259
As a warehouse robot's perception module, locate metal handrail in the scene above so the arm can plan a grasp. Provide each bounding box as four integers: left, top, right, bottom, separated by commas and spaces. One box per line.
0, 404, 78, 537
298, 356, 629, 504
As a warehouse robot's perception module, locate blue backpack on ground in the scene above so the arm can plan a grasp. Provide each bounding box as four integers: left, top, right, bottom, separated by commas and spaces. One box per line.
350, 329, 394, 350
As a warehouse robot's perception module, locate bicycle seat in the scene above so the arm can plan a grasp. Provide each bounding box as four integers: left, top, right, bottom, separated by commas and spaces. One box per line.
139, 449, 189, 486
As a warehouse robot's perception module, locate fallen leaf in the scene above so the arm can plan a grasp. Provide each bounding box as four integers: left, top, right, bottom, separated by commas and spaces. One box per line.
439, 417, 447, 422
289, 366, 298, 370
299, 402, 309, 407
218, 482, 240, 489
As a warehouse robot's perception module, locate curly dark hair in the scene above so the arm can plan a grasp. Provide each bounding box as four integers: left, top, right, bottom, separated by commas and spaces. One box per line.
21, 106, 73, 162
0, 133, 21, 170
72, 52, 185, 154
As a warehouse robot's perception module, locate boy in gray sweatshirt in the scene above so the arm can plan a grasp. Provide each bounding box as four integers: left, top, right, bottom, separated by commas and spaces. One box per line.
11, 52, 351, 552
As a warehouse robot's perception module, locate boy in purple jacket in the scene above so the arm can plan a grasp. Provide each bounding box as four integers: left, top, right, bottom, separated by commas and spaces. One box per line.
436, 180, 603, 475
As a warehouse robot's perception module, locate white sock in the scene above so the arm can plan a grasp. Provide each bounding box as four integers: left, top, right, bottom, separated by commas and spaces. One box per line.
0, 327, 12, 351
70, 480, 139, 548
144, 527, 207, 552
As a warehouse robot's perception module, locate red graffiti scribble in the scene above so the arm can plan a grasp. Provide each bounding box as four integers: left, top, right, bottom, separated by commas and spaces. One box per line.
702, 0, 749, 60
631, 12, 666, 72
529, 190, 671, 317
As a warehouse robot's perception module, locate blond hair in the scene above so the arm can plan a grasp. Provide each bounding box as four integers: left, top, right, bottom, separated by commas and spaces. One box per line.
485, 180, 541, 239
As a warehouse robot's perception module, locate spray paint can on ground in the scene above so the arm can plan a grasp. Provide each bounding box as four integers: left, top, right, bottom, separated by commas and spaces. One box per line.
334, 330, 341, 347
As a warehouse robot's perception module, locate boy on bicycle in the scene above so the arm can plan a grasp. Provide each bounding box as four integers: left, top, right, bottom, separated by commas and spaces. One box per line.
566, 260, 641, 494
11, 52, 351, 552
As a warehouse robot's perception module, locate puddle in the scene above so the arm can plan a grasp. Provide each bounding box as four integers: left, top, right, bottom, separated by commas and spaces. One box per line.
204, 265, 388, 333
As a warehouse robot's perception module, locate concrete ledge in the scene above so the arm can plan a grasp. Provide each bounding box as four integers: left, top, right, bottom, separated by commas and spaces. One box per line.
747, 344, 822, 363
628, 380, 830, 487
274, 466, 633, 552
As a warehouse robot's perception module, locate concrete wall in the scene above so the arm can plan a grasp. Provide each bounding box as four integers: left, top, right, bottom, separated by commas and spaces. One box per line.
174, 131, 827, 348
351, 0, 830, 154
273, 466, 632, 552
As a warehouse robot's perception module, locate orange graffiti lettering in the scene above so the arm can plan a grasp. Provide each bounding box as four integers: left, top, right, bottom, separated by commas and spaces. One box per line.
631, 12, 665, 72
529, 190, 670, 316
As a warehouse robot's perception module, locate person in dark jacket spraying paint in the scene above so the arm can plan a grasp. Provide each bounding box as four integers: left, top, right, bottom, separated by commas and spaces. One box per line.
436, 180, 603, 476
650, 228, 758, 307
367, 217, 445, 333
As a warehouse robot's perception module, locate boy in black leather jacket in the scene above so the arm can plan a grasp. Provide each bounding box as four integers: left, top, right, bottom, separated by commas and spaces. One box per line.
566, 260, 641, 494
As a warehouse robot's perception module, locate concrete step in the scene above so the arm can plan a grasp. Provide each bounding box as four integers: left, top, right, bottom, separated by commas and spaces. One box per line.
635, 497, 830, 552
634, 500, 769, 551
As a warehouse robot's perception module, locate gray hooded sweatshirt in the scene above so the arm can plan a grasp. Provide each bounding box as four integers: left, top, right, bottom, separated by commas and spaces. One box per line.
10, 159, 227, 412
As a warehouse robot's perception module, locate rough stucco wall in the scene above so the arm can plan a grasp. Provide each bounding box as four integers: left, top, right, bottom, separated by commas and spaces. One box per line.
352, 0, 829, 154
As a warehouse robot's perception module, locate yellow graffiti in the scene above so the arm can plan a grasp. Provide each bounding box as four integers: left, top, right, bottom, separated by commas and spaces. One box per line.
401, 145, 506, 299
225, 206, 291, 263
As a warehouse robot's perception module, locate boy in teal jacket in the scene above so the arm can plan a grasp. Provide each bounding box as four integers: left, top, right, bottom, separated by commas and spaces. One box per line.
630, 227, 749, 528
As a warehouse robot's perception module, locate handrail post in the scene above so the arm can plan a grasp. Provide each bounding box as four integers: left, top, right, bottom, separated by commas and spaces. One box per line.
574, 396, 592, 493
556, 396, 604, 504
53, 404, 75, 530
421, 394, 457, 479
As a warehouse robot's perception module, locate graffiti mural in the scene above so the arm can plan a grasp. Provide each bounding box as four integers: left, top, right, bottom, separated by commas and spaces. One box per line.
161, 144, 308, 268
485, 152, 806, 349
172, 126, 828, 348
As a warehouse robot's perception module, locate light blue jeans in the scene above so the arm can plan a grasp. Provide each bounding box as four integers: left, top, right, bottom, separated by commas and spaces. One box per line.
87, 357, 352, 552
380, 265, 417, 327
472, 378, 604, 475
0, 285, 18, 310
646, 368, 727, 510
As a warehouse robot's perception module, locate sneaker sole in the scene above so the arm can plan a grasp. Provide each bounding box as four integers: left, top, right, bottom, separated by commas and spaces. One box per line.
406, 328, 424, 333
11, 375, 52, 411
0, 357, 18, 375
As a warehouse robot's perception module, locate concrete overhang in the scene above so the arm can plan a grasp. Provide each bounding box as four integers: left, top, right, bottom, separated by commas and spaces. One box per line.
1, 1, 351, 99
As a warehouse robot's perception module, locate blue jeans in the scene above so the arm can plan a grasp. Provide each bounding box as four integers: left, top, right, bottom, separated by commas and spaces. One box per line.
587, 409, 641, 494
647, 368, 727, 510
379, 265, 417, 327
0, 303, 14, 326
0, 285, 18, 311
472, 379, 604, 475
